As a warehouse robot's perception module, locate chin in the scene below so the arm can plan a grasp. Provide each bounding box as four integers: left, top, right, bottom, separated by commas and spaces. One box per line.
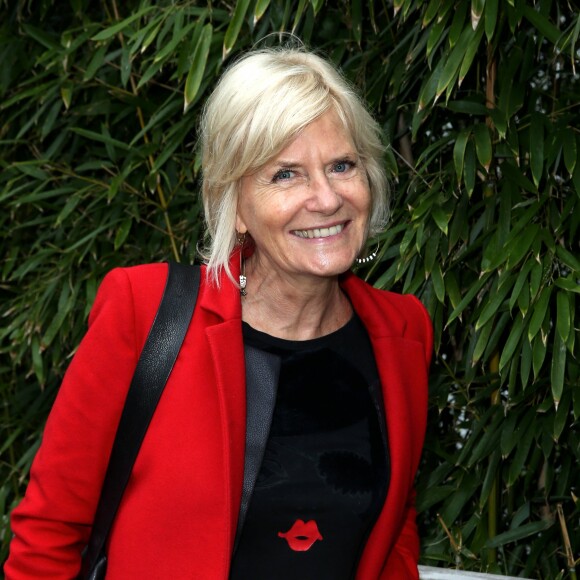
303, 258, 355, 278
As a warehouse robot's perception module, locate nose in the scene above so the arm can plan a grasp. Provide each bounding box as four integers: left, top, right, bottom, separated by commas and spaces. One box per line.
306, 173, 343, 214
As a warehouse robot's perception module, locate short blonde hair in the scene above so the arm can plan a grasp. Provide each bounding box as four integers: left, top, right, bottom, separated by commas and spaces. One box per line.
199, 47, 389, 285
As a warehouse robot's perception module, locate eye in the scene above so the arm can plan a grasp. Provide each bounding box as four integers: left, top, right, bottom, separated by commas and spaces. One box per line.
272, 168, 295, 182
332, 160, 354, 173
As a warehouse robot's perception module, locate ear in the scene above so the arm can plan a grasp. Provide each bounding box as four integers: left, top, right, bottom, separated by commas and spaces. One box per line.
235, 212, 248, 235
235, 181, 248, 234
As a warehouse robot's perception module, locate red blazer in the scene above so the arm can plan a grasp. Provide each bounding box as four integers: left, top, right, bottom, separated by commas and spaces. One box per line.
5, 263, 432, 579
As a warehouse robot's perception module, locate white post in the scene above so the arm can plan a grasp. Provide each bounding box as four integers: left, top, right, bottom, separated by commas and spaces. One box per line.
419, 566, 524, 579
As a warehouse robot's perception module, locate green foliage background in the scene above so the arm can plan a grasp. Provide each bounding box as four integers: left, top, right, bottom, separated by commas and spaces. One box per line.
1, 0, 579, 577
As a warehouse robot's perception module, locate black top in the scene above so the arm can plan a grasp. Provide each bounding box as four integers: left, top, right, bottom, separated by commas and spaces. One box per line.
229, 315, 389, 580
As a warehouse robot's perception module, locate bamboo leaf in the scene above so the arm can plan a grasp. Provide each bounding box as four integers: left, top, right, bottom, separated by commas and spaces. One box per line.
485, 519, 553, 549
529, 260, 543, 301
554, 276, 580, 293
530, 112, 544, 187
528, 285, 553, 341
476, 277, 512, 330
473, 123, 492, 172
31, 335, 45, 386
473, 318, 494, 364
114, 218, 132, 251
468, 415, 502, 467
91, 6, 156, 41
446, 272, 492, 326
499, 314, 525, 371
154, 21, 198, 64
556, 290, 571, 343
350, 0, 362, 45
439, 473, 480, 526
445, 271, 462, 309
41, 285, 75, 349
453, 129, 470, 183
471, 0, 485, 30
423, 228, 440, 275
431, 262, 445, 303
223, 0, 251, 59
60, 84, 73, 110
83, 44, 107, 81
458, 19, 485, 84
136, 16, 164, 55
436, 26, 474, 99
484, 0, 498, 41
120, 45, 131, 87
509, 260, 534, 311
418, 58, 445, 112
69, 127, 131, 151
507, 414, 535, 485
464, 140, 476, 195
522, 5, 562, 45
556, 245, 580, 273
554, 390, 570, 441
506, 223, 539, 269
254, 0, 272, 24
184, 24, 213, 113
562, 128, 577, 175
448, 2, 468, 46
520, 334, 532, 388
532, 332, 548, 379
432, 206, 451, 235
501, 410, 533, 458
574, 385, 580, 421
55, 196, 82, 226
310, 0, 324, 16
551, 332, 566, 405
500, 161, 538, 193
479, 449, 500, 508
423, 0, 441, 27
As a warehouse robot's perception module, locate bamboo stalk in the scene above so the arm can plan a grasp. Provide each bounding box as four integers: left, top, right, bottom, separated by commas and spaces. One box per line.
557, 503, 578, 579
484, 35, 500, 568
438, 513, 463, 569
111, 0, 180, 262
487, 352, 500, 567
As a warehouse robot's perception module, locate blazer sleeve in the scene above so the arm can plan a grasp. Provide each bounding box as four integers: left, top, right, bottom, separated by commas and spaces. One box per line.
379, 490, 420, 579
382, 295, 432, 579
4, 268, 148, 579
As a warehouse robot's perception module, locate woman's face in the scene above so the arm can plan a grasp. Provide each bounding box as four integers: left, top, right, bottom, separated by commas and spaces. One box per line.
236, 110, 371, 283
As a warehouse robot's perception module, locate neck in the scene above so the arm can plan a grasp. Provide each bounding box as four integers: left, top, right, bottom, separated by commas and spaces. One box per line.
240, 257, 352, 340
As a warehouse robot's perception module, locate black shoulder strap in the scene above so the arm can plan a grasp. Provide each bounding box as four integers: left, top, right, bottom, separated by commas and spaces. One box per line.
82, 262, 200, 577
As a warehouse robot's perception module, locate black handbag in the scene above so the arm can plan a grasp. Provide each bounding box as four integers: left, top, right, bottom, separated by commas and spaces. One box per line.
80, 262, 200, 579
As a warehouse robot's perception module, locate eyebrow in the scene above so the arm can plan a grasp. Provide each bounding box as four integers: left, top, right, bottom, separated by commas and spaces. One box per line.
272, 161, 301, 168
272, 153, 358, 168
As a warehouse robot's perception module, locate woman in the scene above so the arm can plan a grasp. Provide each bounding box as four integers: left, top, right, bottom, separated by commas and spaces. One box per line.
5, 47, 432, 579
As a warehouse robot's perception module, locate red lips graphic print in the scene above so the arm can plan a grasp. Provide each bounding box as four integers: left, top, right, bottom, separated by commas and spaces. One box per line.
278, 519, 323, 551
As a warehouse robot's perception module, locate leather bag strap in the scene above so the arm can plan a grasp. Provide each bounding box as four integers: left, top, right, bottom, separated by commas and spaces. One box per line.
82, 262, 200, 576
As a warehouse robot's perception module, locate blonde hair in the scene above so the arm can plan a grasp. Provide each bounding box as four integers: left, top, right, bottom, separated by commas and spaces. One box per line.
199, 47, 389, 285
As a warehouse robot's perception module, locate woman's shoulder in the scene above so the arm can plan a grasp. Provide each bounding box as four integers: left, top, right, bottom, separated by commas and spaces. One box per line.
101, 262, 168, 285
342, 272, 428, 316
342, 272, 433, 360
89, 263, 170, 330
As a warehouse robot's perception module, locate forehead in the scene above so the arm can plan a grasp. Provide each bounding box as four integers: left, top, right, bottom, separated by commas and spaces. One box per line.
268, 110, 356, 164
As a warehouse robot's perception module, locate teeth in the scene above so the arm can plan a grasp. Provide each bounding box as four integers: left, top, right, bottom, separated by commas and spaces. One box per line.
293, 224, 344, 239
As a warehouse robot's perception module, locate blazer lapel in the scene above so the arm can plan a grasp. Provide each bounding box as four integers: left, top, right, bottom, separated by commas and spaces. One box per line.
356, 335, 429, 578
234, 345, 281, 551
206, 321, 247, 557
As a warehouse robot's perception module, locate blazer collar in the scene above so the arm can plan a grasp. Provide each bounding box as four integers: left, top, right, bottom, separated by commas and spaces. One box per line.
340, 271, 408, 339
197, 253, 243, 324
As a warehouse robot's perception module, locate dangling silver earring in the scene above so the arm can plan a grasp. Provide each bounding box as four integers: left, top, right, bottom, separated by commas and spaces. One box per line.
355, 242, 380, 265
237, 232, 247, 296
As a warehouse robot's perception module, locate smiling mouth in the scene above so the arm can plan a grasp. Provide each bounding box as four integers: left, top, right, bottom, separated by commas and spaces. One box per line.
291, 223, 345, 239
